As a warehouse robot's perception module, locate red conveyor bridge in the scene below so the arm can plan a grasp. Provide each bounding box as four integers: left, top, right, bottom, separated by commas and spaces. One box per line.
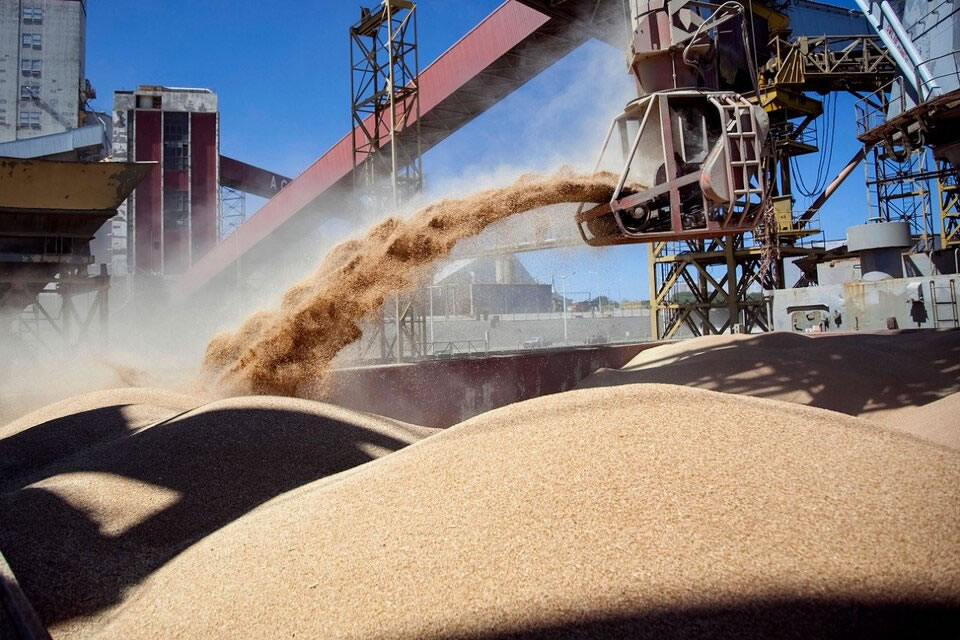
176, 0, 624, 300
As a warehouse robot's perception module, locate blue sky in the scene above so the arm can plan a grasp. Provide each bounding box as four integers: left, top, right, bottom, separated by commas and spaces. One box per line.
85, 0, 875, 301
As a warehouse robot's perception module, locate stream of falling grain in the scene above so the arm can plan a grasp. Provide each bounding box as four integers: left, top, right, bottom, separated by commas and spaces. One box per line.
201, 170, 620, 396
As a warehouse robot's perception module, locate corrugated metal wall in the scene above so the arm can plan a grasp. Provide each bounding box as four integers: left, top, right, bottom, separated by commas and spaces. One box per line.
134, 110, 162, 275
191, 112, 218, 264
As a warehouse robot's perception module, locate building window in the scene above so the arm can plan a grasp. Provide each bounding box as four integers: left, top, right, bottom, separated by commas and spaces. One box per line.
163, 190, 190, 230
20, 83, 40, 100
20, 59, 41, 78
19, 111, 41, 129
164, 112, 188, 138
164, 143, 190, 171
23, 7, 43, 24
164, 112, 190, 170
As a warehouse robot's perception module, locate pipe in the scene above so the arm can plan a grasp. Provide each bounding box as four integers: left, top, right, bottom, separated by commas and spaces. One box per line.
854, 0, 922, 99
799, 145, 871, 225
878, 0, 940, 99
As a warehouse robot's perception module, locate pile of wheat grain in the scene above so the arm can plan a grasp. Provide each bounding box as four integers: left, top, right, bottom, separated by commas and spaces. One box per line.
0, 388, 203, 492
70, 383, 960, 639
0, 391, 435, 639
579, 331, 960, 448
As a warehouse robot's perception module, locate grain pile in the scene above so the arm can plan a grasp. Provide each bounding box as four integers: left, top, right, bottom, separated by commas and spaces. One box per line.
0, 387, 202, 492
89, 384, 960, 639
201, 170, 621, 397
888, 392, 960, 450
0, 394, 436, 638
579, 331, 960, 447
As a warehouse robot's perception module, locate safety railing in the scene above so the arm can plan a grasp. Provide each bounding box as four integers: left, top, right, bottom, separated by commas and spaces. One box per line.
426, 339, 489, 358
855, 50, 960, 136
764, 35, 895, 84
769, 118, 818, 149
912, 49, 960, 97
855, 76, 904, 135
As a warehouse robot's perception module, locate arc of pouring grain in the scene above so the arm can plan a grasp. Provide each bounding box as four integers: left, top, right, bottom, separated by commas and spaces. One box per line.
204, 171, 623, 397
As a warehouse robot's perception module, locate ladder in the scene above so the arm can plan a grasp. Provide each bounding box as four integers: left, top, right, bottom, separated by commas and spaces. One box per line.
930, 279, 959, 328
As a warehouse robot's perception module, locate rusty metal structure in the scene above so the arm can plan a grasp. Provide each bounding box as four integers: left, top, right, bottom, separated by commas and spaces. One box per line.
576, 2, 770, 246
853, 0, 960, 253
0, 157, 152, 351
609, 1, 899, 339
569, 1, 780, 338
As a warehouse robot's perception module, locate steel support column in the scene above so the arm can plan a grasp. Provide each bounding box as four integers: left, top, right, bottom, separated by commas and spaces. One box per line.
938, 160, 960, 249
357, 292, 427, 364
4, 267, 111, 354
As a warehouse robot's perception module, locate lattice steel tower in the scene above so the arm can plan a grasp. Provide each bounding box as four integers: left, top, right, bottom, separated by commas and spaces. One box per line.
349, 1, 426, 364
349, 0, 422, 210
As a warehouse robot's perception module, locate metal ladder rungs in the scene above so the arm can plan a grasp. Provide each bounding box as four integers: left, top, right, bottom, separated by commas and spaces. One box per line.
930, 279, 959, 328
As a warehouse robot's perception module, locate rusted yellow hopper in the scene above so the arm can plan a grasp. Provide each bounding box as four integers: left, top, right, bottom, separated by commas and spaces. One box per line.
0, 157, 154, 317
0, 157, 153, 213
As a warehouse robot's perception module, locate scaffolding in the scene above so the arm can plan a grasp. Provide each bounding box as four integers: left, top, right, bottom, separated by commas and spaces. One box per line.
357, 292, 428, 364
349, 1, 425, 362
938, 160, 960, 249
864, 147, 937, 248
219, 184, 246, 240
349, 0, 422, 210
4, 265, 110, 355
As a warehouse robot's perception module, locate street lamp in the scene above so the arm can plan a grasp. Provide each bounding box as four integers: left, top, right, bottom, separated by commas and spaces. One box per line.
558, 271, 575, 345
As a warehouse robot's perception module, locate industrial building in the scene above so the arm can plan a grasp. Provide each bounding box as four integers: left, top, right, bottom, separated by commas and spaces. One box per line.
0, 0, 90, 142
0, 0, 148, 354
1, 0, 957, 351
110, 86, 220, 280
430, 255, 553, 316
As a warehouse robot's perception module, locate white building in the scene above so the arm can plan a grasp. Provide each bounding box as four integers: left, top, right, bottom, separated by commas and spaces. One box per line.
0, 0, 89, 142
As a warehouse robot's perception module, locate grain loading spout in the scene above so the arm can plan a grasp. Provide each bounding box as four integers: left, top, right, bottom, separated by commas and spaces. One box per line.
576, 0, 771, 246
